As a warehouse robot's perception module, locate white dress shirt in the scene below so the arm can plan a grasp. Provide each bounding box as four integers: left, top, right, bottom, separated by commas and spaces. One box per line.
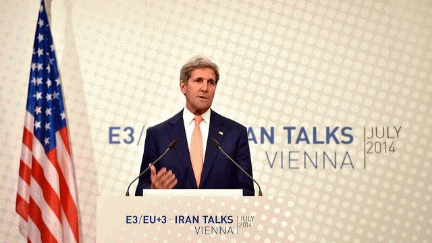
183, 108, 211, 162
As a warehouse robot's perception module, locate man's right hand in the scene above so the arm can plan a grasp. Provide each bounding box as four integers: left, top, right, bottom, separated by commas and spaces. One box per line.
149, 163, 178, 189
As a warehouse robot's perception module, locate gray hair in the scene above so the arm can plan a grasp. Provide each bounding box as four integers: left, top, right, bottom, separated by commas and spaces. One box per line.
179, 56, 219, 84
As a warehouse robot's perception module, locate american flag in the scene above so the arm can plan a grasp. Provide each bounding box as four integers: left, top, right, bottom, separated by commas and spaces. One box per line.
16, 0, 80, 242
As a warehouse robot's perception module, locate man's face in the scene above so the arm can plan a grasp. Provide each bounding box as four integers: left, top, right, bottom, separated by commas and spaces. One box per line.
180, 68, 217, 115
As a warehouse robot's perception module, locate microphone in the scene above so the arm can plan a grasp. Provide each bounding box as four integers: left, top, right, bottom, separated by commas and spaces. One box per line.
211, 138, 263, 196
125, 140, 178, 196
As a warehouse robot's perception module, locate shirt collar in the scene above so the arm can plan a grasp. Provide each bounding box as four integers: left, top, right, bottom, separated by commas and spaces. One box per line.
183, 107, 211, 125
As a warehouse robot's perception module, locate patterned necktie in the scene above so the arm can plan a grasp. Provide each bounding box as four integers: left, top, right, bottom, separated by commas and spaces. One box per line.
190, 115, 203, 188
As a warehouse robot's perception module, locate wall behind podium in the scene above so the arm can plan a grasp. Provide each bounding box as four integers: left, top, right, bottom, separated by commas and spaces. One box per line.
1, 0, 432, 242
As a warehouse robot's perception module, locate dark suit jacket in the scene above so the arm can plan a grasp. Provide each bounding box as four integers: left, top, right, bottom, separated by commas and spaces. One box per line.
135, 109, 255, 196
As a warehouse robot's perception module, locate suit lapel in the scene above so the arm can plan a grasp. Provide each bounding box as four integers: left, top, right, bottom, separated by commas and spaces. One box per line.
168, 110, 197, 188
200, 110, 226, 187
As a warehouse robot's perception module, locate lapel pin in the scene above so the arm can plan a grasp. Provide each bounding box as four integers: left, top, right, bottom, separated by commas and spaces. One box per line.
218, 131, 224, 135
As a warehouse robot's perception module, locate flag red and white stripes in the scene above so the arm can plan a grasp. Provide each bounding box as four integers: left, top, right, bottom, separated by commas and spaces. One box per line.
16, 1, 80, 242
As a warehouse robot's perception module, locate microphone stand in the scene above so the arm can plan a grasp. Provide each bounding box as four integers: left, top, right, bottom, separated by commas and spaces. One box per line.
125, 140, 178, 196
211, 138, 263, 196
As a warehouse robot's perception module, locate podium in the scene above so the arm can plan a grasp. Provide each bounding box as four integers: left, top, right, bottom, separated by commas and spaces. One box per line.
96, 192, 294, 242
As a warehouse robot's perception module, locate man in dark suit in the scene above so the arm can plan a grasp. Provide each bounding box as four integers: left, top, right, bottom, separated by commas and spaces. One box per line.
135, 56, 254, 196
